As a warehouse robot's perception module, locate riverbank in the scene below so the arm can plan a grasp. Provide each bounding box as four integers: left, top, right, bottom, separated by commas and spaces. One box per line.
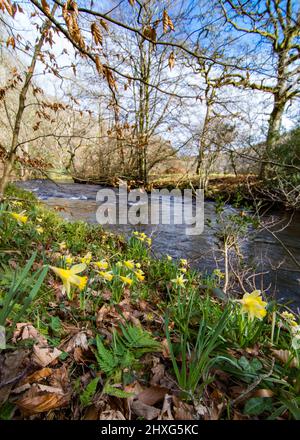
0, 184, 300, 420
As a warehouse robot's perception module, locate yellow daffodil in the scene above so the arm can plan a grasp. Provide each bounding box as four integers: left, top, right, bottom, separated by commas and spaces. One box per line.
179, 267, 187, 273
11, 212, 28, 224
281, 311, 298, 328
50, 264, 88, 298
134, 269, 145, 281
99, 271, 113, 282
80, 252, 92, 265
65, 255, 73, 265
135, 262, 141, 269
120, 275, 133, 286
180, 259, 188, 266
171, 275, 187, 288
146, 237, 152, 246
94, 260, 109, 270
238, 290, 267, 321
124, 260, 135, 270
167, 255, 172, 261
36, 226, 44, 234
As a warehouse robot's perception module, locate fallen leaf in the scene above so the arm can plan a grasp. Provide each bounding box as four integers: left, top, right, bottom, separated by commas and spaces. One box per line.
16, 384, 70, 414
0, 349, 29, 405
253, 389, 274, 398
131, 399, 160, 420
137, 386, 169, 406
32, 345, 62, 367
99, 410, 126, 420
13, 323, 47, 345
271, 349, 299, 368
22, 368, 52, 384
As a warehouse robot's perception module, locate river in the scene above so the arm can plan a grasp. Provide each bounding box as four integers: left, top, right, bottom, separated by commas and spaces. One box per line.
17, 179, 300, 308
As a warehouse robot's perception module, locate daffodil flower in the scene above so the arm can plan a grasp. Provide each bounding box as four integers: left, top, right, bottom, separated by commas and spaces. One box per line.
180, 259, 188, 266
166, 255, 172, 261
120, 275, 133, 286
99, 271, 113, 282
135, 262, 141, 269
179, 267, 187, 273
94, 260, 109, 270
65, 255, 73, 265
238, 290, 267, 321
124, 260, 135, 270
80, 252, 92, 265
134, 269, 145, 281
11, 212, 28, 224
36, 226, 44, 234
50, 264, 88, 299
281, 311, 298, 328
171, 275, 187, 288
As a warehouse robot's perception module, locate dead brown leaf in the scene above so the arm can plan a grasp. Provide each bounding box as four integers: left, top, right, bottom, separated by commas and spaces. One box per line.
22, 367, 52, 384
16, 384, 70, 415
99, 410, 126, 420
271, 349, 299, 368
131, 399, 160, 420
13, 323, 47, 345
253, 388, 274, 398
137, 386, 169, 406
32, 345, 62, 368
0, 349, 29, 406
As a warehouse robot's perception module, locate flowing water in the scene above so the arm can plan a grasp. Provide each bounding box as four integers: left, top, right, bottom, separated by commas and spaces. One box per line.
17, 179, 300, 307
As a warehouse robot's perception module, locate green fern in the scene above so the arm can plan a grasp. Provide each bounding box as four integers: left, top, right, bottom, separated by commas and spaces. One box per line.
80, 377, 99, 407
95, 335, 119, 375
103, 383, 134, 399
120, 324, 161, 355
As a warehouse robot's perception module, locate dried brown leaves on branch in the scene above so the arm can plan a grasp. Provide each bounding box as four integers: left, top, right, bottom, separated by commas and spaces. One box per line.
0, 0, 14, 16
62, 0, 85, 51
41, 0, 51, 15
163, 9, 174, 34
168, 52, 175, 70
91, 22, 103, 46
142, 26, 157, 42
6, 36, 16, 49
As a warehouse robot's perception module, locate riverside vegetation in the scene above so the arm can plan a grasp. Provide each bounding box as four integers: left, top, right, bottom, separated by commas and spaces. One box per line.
0, 185, 300, 420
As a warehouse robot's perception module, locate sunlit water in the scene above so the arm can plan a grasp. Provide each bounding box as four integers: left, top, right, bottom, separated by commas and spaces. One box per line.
17, 179, 300, 307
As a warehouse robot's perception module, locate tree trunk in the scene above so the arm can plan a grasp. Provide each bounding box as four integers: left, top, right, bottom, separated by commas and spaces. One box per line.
259, 99, 285, 179
0, 5, 57, 199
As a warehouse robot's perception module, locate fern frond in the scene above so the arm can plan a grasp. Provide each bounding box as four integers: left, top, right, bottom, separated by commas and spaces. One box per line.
120, 324, 161, 354
80, 377, 99, 407
103, 383, 134, 399
95, 335, 118, 375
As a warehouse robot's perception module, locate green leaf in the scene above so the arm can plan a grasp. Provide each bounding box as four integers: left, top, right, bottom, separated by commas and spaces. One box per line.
80, 377, 99, 407
238, 356, 250, 371
103, 383, 134, 399
244, 397, 273, 416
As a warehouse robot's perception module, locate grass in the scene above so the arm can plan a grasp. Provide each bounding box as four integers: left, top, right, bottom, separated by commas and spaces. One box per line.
0, 184, 299, 420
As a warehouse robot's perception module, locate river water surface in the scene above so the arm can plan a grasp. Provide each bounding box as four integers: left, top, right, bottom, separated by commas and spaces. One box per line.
17, 179, 300, 307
